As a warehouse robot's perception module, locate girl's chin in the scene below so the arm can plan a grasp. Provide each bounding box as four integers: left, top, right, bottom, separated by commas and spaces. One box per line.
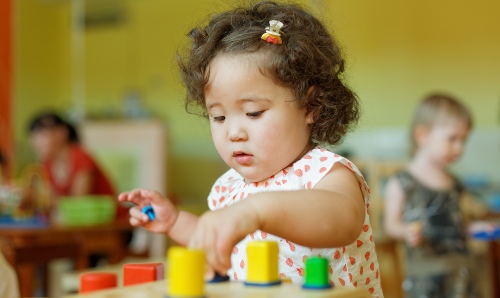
237, 171, 269, 184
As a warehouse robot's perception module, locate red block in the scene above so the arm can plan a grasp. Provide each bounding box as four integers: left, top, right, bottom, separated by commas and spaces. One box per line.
123, 263, 165, 286
80, 272, 117, 293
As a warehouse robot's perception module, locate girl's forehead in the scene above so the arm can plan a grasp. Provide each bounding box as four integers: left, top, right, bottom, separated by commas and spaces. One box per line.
209, 52, 267, 70
205, 53, 273, 92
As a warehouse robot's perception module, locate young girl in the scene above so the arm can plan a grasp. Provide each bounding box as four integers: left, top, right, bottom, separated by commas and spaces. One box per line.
119, 2, 382, 296
384, 94, 485, 297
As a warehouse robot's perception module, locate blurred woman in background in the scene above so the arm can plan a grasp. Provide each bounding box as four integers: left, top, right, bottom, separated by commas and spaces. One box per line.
28, 112, 115, 198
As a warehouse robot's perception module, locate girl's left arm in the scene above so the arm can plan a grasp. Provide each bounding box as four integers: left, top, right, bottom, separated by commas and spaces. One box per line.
189, 163, 365, 274
250, 162, 366, 247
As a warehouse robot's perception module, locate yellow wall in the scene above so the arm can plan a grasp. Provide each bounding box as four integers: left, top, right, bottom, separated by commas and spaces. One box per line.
14, 0, 72, 167
14, 0, 500, 205
321, 0, 500, 129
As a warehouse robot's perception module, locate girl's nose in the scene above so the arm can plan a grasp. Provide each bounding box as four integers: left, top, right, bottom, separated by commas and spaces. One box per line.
227, 123, 248, 142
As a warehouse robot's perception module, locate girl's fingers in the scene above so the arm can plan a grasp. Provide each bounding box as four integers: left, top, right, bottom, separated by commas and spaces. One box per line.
140, 189, 166, 205
117, 192, 128, 202
211, 239, 229, 275
130, 216, 143, 227
197, 232, 228, 276
189, 230, 218, 274
219, 247, 232, 273
130, 206, 149, 222
119, 189, 153, 206
204, 268, 215, 281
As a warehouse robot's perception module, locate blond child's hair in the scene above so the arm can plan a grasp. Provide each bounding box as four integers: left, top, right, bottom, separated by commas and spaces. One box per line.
410, 93, 473, 156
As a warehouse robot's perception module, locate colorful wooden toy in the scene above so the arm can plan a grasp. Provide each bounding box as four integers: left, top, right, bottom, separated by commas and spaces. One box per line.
79, 272, 117, 293
167, 246, 205, 297
141, 205, 155, 220
244, 240, 281, 286
302, 257, 333, 289
123, 263, 164, 286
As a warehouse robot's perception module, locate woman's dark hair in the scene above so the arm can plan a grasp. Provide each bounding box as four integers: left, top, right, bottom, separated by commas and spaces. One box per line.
28, 112, 79, 143
178, 1, 359, 145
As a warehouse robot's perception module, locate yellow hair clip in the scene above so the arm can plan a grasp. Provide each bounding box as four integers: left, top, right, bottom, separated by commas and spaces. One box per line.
261, 20, 283, 45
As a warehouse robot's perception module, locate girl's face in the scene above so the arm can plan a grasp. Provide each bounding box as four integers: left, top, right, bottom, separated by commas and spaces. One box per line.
417, 118, 470, 167
205, 53, 314, 182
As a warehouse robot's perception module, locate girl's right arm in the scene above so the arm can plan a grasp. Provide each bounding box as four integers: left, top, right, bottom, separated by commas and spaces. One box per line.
118, 189, 199, 246
384, 177, 422, 247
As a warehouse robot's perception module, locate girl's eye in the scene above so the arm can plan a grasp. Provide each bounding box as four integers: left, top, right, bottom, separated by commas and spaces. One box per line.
212, 116, 225, 123
247, 111, 263, 118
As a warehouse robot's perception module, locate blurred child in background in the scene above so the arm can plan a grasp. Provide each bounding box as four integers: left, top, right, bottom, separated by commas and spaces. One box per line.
28, 112, 130, 267
384, 93, 487, 297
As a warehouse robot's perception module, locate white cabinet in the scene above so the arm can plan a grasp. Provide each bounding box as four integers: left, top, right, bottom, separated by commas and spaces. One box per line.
79, 119, 167, 257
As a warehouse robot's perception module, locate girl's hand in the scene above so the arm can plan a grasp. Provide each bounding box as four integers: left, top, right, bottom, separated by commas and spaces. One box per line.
404, 222, 422, 247
118, 189, 179, 235
188, 200, 261, 275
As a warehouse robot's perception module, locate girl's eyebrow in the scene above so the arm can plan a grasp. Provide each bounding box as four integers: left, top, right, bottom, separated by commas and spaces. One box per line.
207, 98, 271, 110
207, 102, 221, 110
238, 98, 272, 105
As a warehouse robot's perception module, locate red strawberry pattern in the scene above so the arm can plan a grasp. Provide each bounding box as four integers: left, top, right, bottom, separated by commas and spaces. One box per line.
205, 147, 382, 296
296, 267, 304, 276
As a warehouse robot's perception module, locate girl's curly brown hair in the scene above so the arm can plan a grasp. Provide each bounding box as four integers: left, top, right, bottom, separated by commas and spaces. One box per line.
178, 1, 359, 145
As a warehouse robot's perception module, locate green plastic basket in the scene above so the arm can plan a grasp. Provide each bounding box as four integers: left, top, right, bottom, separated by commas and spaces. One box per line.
58, 196, 116, 226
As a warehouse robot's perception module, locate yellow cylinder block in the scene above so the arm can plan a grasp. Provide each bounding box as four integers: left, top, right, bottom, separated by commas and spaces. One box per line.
167, 246, 205, 297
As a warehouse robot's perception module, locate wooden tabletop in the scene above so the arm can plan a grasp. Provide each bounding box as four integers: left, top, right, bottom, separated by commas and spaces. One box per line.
0, 220, 134, 297
64, 280, 370, 298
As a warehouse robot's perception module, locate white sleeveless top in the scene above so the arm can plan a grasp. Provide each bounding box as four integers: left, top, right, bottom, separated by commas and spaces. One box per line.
207, 147, 383, 297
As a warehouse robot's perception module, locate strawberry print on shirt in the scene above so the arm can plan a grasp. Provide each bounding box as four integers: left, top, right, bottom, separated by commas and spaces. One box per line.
207, 146, 383, 297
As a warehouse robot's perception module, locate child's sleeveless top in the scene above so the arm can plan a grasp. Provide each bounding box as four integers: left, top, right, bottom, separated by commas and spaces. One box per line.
208, 147, 383, 297
395, 171, 470, 270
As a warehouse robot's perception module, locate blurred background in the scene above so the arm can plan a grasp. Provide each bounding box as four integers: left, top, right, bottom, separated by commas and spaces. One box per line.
2, 0, 499, 205
1, 0, 499, 297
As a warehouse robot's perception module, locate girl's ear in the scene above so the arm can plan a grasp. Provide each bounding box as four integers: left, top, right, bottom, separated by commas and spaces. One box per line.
306, 110, 314, 124
413, 125, 429, 147
306, 86, 315, 125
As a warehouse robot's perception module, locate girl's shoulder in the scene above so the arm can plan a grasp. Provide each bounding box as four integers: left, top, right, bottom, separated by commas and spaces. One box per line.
293, 146, 366, 181
290, 146, 370, 198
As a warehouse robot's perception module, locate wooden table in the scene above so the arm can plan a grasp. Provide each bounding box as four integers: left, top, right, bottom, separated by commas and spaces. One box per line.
0, 220, 133, 297
489, 240, 500, 298
64, 279, 371, 298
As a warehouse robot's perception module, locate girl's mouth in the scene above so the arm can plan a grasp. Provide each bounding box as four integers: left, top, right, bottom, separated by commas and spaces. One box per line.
233, 151, 253, 165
